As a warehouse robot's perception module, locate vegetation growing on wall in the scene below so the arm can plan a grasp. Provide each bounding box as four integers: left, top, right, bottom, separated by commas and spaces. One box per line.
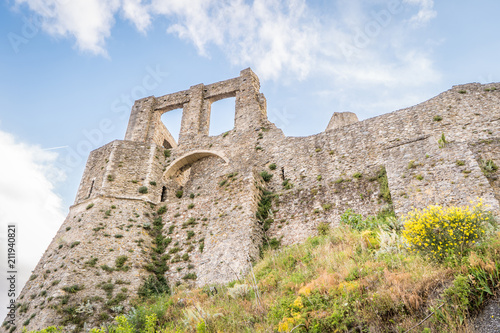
138, 216, 170, 298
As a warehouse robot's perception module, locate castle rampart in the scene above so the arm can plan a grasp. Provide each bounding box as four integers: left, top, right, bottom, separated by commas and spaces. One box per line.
4, 70, 500, 331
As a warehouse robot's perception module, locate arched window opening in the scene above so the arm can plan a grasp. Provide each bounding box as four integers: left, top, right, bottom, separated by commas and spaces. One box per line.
209, 97, 236, 136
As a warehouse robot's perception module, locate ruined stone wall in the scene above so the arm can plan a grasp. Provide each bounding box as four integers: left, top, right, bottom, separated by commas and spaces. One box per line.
13, 197, 155, 331
6, 70, 500, 331
75, 141, 167, 205
74, 143, 114, 204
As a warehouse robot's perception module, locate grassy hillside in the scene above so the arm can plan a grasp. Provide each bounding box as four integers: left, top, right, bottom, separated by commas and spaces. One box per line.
17, 204, 500, 333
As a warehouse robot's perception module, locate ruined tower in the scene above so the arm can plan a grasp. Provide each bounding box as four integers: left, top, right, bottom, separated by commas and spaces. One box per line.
5, 69, 500, 331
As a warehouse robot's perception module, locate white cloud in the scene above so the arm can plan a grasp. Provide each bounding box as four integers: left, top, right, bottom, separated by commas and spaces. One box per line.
15, 0, 120, 55
0, 130, 65, 321
11, 0, 441, 121
404, 0, 437, 26
12, 0, 439, 82
122, 0, 151, 32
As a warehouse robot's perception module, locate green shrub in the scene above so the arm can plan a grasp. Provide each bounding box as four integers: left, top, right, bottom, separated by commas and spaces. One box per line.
340, 209, 366, 231
175, 190, 183, 198
84, 258, 98, 267
101, 264, 114, 272
138, 186, 148, 194
115, 255, 128, 269
183, 218, 197, 228
340, 209, 394, 231
187, 203, 195, 209
402, 202, 494, 260
376, 166, 392, 204
438, 133, 447, 148
353, 172, 362, 179
316, 175, 322, 181
86, 203, 94, 210
107, 175, 114, 181
260, 171, 273, 182
164, 149, 171, 158
149, 181, 157, 186
433, 115, 443, 121
317, 222, 330, 235
182, 273, 197, 280
256, 190, 274, 221
138, 275, 170, 298
264, 238, 281, 250
282, 179, 293, 190
187, 230, 195, 240
269, 163, 277, 170
157, 205, 167, 215
70, 241, 80, 248
62, 284, 84, 293
480, 159, 498, 174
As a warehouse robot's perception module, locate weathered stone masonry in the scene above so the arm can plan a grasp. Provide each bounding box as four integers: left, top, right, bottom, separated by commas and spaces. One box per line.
5, 69, 500, 331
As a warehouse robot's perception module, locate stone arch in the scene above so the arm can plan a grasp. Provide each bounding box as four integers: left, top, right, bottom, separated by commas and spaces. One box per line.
163, 150, 229, 181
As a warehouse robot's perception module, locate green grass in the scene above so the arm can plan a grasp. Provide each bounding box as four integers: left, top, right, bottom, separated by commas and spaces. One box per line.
26, 210, 500, 333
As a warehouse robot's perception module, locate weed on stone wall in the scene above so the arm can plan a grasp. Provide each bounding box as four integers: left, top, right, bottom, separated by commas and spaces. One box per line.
139, 215, 171, 298
375, 166, 392, 204
438, 133, 448, 148
282, 179, 293, 190
480, 159, 498, 178
260, 171, 273, 182
256, 187, 281, 255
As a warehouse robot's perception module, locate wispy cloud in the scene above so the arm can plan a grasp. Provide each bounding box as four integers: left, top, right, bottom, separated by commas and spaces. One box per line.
12, 0, 437, 78
0, 129, 65, 320
11, 0, 440, 115
404, 0, 437, 26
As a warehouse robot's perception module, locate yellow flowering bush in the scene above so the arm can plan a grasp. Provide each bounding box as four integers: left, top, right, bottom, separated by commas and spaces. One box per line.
402, 201, 493, 260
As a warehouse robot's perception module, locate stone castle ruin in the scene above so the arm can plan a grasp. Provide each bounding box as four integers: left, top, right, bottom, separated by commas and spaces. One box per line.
5, 68, 500, 330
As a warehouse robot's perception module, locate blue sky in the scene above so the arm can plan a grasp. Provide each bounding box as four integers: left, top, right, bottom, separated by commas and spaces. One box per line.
1, 0, 500, 317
